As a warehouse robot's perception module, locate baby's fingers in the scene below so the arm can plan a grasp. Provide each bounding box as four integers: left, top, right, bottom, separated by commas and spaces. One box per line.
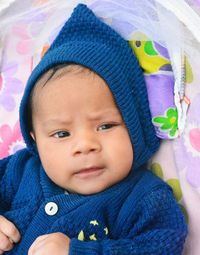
0, 231, 14, 252
0, 216, 20, 243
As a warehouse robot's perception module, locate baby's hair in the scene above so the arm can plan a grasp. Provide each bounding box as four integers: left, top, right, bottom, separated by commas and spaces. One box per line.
27, 64, 94, 133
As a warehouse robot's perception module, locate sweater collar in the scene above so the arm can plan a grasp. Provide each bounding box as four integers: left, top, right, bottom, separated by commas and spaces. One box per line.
40, 166, 65, 198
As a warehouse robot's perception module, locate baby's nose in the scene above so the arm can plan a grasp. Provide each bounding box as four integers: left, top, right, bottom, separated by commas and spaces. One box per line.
72, 131, 101, 155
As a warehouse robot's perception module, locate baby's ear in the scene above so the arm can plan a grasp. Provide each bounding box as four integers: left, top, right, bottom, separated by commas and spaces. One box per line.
30, 132, 36, 141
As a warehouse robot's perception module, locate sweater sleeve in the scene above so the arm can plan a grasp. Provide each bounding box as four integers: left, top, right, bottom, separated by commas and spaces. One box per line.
0, 149, 31, 213
0, 155, 13, 213
69, 187, 188, 255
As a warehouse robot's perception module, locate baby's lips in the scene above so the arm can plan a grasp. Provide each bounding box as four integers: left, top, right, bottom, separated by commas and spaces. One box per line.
75, 165, 104, 174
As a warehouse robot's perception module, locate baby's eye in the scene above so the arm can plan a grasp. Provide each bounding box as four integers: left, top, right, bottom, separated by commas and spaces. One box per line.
98, 123, 117, 131
53, 131, 70, 138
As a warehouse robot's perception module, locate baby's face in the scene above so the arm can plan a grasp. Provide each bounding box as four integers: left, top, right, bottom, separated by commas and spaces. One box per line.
31, 70, 133, 195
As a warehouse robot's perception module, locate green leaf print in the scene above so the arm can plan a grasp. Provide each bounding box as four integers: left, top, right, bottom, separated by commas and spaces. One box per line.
153, 108, 178, 138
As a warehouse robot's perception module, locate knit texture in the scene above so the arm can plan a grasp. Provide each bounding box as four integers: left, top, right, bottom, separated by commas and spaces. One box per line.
0, 149, 187, 255
19, 4, 160, 169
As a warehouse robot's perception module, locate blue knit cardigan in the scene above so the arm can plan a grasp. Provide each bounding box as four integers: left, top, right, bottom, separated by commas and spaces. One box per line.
0, 148, 187, 255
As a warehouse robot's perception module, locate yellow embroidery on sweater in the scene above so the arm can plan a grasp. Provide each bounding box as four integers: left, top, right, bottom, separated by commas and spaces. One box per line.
77, 220, 109, 241
78, 230, 85, 241
90, 220, 99, 226
104, 227, 109, 235
89, 234, 97, 240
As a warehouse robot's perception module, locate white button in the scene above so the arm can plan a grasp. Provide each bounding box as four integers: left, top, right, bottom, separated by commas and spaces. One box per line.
45, 202, 58, 216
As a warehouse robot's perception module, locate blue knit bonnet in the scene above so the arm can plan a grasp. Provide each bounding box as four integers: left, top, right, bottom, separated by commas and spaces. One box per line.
19, 3, 160, 169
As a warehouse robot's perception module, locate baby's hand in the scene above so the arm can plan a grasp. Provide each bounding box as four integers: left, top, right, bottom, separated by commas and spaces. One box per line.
0, 215, 21, 254
28, 232, 70, 255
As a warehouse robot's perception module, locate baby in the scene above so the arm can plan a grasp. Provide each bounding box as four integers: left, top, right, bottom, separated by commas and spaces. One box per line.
0, 4, 187, 255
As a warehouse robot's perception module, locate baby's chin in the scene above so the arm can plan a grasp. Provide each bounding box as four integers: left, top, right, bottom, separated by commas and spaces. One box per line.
65, 183, 114, 196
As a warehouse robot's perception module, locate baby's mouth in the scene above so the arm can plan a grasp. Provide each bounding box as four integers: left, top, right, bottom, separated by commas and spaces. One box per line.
74, 166, 105, 178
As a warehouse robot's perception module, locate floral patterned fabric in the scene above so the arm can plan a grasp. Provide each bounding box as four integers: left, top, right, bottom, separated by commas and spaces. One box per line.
0, 0, 200, 254
129, 34, 179, 139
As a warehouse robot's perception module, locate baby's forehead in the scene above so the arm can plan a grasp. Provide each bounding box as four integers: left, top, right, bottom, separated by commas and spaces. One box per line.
30, 64, 114, 112
35, 64, 94, 88
31, 64, 96, 105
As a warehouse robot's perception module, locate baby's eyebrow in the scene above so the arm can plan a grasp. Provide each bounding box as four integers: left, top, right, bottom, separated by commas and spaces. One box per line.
42, 118, 72, 127
41, 109, 122, 127
87, 109, 122, 120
